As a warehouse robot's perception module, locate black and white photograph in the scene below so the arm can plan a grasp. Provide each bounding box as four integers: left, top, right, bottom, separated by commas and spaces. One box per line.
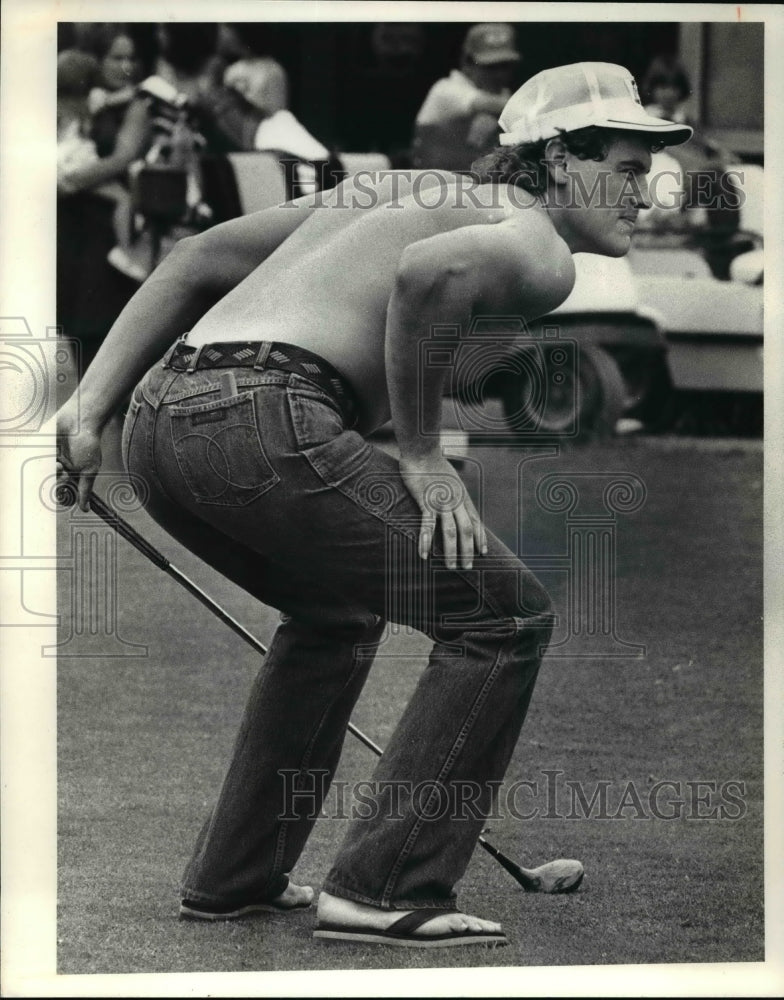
1, 1, 782, 996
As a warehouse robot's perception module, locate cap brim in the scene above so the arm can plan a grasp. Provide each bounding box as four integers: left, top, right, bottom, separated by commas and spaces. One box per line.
472, 50, 521, 65
598, 111, 693, 147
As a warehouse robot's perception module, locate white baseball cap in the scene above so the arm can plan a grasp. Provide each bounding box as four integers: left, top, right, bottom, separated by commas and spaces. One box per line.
499, 62, 693, 147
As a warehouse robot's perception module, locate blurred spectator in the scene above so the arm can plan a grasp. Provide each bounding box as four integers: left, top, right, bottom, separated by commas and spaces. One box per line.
638, 54, 745, 277
223, 58, 288, 121
57, 30, 153, 375
642, 54, 691, 124
87, 28, 144, 137
57, 49, 102, 181
57, 27, 150, 196
412, 23, 521, 171
152, 22, 270, 154
214, 22, 289, 114
339, 24, 429, 165
212, 23, 332, 163
222, 59, 330, 161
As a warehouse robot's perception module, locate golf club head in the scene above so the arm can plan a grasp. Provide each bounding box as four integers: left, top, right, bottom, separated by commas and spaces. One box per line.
521, 858, 585, 894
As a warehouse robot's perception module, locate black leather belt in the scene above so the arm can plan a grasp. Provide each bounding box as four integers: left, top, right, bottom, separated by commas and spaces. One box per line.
163, 339, 358, 427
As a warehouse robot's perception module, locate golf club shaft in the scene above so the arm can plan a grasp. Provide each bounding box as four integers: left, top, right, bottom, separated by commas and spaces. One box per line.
345, 726, 540, 890
89, 494, 384, 754
89, 494, 270, 659
83, 489, 537, 891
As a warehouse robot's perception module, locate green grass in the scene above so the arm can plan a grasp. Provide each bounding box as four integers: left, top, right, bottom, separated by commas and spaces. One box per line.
57, 436, 764, 974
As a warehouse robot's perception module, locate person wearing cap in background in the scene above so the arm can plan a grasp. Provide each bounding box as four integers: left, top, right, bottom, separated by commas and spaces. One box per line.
412, 23, 521, 171
56, 63, 691, 949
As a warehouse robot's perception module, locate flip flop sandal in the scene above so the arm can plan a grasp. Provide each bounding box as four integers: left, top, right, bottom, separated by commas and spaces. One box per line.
313, 906, 508, 948
179, 896, 312, 921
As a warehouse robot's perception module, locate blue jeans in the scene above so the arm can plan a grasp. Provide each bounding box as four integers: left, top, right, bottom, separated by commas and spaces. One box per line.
122, 349, 555, 911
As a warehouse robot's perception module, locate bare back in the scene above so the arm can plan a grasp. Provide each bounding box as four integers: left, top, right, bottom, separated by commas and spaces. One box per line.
188, 172, 573, 431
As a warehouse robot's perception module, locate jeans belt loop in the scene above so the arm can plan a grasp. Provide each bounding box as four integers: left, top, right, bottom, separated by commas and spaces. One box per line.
253, 342, 272, 370
185, 345, 204, 373
162, 332, 190, 369
161, 343, 176, 369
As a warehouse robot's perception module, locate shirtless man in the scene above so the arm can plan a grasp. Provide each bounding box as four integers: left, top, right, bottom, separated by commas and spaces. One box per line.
56, 64, 691, 948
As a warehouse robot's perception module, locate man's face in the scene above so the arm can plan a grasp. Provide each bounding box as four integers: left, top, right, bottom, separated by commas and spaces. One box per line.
560, 133, 653, 257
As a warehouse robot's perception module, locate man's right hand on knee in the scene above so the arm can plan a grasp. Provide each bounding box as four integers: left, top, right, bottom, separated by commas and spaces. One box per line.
398, 453, 487, 570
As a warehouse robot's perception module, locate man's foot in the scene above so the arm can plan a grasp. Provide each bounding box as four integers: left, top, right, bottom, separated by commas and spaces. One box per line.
179, 881, 314, 921
313, 891, 507, 948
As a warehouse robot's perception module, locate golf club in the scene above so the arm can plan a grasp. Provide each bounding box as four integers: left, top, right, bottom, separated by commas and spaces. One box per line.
56, 482, 583, 894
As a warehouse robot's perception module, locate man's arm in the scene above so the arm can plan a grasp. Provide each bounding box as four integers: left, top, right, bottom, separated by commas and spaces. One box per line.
386, 219, 571, 568
56, 193, 320, 507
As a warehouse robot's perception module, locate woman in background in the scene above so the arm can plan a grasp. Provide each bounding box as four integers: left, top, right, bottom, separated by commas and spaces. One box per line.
57, 26, 153, 374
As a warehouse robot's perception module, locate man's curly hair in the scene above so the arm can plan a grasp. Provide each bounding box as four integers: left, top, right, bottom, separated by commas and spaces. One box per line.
471, 126, 664, 195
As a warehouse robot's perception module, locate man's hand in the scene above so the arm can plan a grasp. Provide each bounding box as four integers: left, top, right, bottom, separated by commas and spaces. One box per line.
399, 453, 487, 570
55, 405, 103, 512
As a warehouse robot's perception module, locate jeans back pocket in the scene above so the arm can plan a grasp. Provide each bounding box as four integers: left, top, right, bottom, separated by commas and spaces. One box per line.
168, 391, 280, 506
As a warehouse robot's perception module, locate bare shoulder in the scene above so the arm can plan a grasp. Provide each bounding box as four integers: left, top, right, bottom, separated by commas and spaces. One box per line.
399, 199, 575, 318
494, 209, 576, 311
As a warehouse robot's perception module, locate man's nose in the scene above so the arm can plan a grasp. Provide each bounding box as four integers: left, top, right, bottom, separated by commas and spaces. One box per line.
631, 175, 652, 211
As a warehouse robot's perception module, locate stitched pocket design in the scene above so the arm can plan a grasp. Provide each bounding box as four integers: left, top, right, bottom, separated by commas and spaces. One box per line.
168, 391, 280, 506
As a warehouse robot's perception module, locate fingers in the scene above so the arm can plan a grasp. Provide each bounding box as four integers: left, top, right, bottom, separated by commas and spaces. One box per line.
463, 493, 488, 558
451, 506, 476, 570
417, 494, 488, 570
402, 459, 487, 569
77, 474, 95, 513
418, 510, 436, 561
421, 506, 487, 570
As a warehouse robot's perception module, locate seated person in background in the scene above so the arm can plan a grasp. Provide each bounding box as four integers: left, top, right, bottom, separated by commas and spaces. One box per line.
412, 23, 521, 171
214, 23, 335, 169
223, 56, 288, 119
223, 58, 331, 163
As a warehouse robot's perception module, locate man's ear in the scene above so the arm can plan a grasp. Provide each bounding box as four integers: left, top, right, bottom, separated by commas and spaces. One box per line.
543, 138, 570, 186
